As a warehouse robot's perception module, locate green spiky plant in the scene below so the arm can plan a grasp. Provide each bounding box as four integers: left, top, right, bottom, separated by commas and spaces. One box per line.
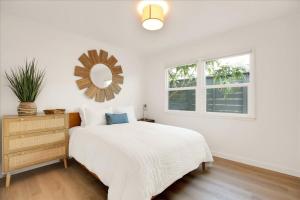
5, 59, 45, 102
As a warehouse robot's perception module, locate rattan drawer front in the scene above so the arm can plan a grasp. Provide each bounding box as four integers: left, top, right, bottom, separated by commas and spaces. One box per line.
6, 116, 66, 135
8, 145, 65, 171
7, 130, 66, 153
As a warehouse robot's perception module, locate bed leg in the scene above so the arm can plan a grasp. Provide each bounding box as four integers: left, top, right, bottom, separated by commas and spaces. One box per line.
202, 162, 206, 171
63, 158, 68, 168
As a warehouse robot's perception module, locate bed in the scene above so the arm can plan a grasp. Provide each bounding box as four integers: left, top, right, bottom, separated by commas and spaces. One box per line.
68, 112, 213, 200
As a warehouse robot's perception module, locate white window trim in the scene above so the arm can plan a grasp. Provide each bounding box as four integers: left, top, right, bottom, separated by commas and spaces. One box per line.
165, 51, 256, 119
165, 62, 198, 113
201, 52, 255, 118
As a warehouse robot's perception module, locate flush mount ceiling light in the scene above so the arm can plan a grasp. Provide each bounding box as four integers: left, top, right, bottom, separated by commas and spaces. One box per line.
137, 0, 169, 31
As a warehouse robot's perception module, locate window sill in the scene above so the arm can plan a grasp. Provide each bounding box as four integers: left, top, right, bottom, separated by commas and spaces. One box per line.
203, 112, 256, 120
165, 110, 197, 115
165, 110, 256, 120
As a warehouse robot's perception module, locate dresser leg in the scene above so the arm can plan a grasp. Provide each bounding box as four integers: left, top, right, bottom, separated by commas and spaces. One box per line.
6, 173, 11, 187
63, 158, 68, 168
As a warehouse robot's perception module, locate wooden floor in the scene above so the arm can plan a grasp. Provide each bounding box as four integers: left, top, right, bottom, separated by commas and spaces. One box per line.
1, 157, 299, 200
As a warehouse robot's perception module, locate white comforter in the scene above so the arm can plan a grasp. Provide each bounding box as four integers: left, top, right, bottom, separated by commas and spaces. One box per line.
69, 122, 213, 200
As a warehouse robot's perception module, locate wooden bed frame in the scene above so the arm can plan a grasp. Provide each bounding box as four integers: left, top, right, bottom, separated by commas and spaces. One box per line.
68, 112, 81, 129
67, 112, 206, 174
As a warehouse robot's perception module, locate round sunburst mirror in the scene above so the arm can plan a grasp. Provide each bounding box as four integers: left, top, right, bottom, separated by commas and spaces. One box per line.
74, 49, 124, 102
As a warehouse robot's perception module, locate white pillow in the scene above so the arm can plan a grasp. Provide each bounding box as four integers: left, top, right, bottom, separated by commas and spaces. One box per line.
114, 106, 137, 123
79, 106, 113, 126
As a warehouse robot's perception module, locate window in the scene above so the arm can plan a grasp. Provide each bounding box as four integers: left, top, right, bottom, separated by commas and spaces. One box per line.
204, 53, 252, 115
166, 63, 197, 111
165, 52, 254, 118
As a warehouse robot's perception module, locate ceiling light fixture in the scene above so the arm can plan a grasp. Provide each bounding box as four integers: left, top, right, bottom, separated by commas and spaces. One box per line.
137, 0, 169, 31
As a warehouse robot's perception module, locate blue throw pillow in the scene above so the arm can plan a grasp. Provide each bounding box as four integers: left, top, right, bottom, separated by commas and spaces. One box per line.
105, 113, 128, 125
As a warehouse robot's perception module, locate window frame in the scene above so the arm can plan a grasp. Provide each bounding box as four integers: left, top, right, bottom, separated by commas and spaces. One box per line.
165, 51, 255, 119
165, 62, 199, 113
201, 52, 255, 118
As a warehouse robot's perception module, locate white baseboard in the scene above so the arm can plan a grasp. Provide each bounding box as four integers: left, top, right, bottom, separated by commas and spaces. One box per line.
212, 151, 300, 178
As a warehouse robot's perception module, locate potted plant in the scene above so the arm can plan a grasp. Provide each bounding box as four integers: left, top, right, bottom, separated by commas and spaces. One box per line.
5, 59, 45, 116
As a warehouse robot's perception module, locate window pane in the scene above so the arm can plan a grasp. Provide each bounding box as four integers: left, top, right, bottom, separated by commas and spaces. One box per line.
169, 90, 195, 111
168, 64, 197, 88
206, 87, 248, 114
205, 54, 250, 85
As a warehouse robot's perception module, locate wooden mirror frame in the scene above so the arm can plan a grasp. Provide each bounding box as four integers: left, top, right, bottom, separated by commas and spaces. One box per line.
74, 49, 123, 102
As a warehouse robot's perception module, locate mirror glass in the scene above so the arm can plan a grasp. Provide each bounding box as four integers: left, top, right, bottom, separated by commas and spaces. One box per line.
90, 64, 112, 88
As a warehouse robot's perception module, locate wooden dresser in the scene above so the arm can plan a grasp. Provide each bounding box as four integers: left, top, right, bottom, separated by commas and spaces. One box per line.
2, 114, 68, 187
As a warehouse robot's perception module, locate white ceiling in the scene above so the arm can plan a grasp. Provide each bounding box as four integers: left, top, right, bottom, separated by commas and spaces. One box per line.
2, 0, 300, 55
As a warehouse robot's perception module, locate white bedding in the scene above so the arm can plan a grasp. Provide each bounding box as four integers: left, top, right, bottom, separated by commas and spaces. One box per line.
69, 122, 213, 200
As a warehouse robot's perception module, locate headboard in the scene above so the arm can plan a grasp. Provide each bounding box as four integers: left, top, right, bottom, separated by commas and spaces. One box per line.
68, 112, 81, 128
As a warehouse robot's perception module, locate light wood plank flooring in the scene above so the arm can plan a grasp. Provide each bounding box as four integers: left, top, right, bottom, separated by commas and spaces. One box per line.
1, 157, 299, 200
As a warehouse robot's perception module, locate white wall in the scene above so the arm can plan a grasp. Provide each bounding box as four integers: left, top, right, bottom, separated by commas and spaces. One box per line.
0, 3, 299, 178
0, 14, 145, 115
144, 13, 300, 177
298, 30, 300, 177
0, 13, 145, 171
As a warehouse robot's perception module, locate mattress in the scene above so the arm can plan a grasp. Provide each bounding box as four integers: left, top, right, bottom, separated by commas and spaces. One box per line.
69, 121, 213, 200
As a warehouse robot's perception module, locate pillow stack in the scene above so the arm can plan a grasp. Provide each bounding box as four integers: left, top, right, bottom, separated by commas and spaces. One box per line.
113, 106, 137, 123
79, 105, 137, 126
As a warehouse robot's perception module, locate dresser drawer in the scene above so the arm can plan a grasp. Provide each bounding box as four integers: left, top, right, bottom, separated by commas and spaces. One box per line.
4, 130, 66, 153
5, 144, 66, 171
3, 115, 66, 136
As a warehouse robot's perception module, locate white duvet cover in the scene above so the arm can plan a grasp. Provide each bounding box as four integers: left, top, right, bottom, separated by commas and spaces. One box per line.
69, 122, 213, 200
